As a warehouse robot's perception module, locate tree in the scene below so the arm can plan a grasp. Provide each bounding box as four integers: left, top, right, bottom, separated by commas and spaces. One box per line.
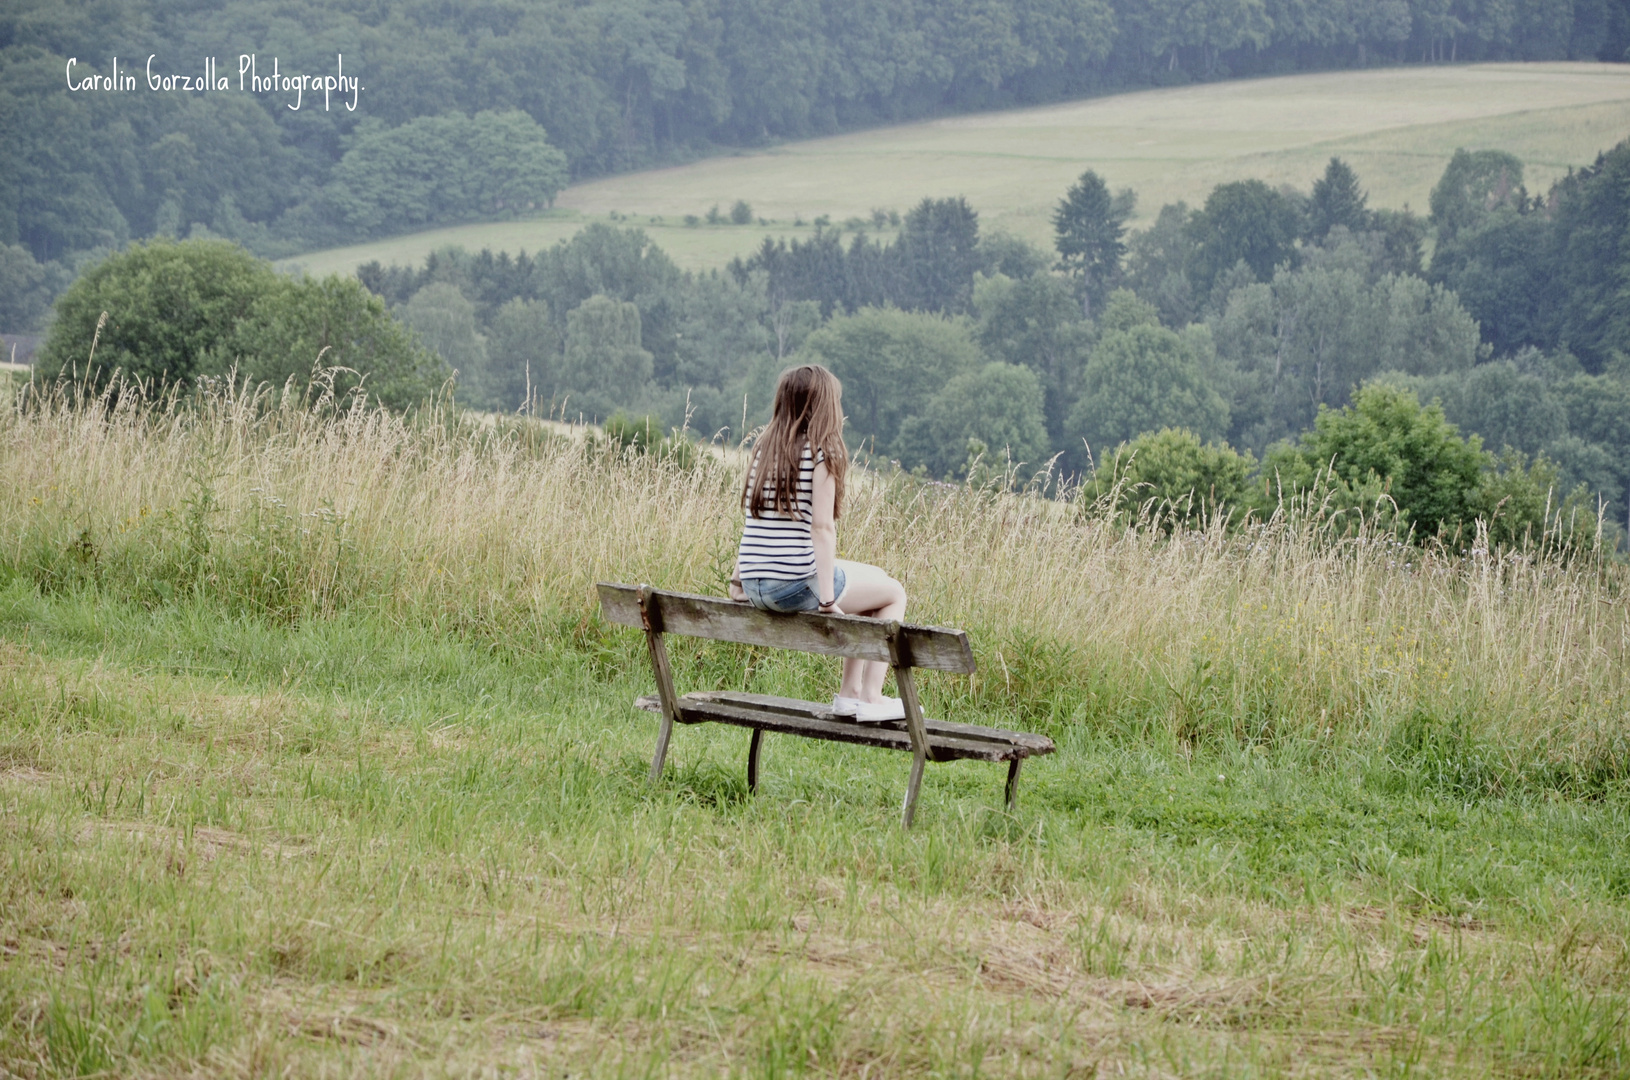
0, 242, 65, 332
532, 224, 685, 380
1469, 449, 1601, 551
1123, 202, 1198, 327
228, 275, 447, 410
796, 306, 981, 457
978, 231, 1051, 279
897, 363, 1051, 478
326, 111, 568, 237
897, 197, 984, 313
401, 283, 489, 391
481, 298, 561, 412
1308, 157, 1370, 241
1451, 360, 1568, 457
1371, 207, 1427, 277
1053, 170, 1134, 318
1428, 148, 1526, 244
1187, 179, 1303, 296
972, 270, 1093, 441
7, 0, 1624, 273
38, 238, 277, 390
670, 270, 772, 390
1549, 139, 1630, 370
1067, 293, 1229, 463
1212, 263, 1481, 453
558, 295, 654, 418
1427, 205, 1552, 357
1553, 370, 1630, 523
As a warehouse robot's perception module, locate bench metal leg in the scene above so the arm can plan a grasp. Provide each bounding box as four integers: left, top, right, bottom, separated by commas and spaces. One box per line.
901, 748, 927, 828
1004, 757, 1023, 812
747, 728, 763, 794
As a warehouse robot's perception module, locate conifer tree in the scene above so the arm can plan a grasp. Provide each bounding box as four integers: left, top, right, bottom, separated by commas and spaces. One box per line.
1053, 170, 1134, 318
1309, 157, 1370, 241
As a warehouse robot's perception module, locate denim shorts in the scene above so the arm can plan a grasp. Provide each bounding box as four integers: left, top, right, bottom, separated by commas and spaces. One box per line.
741, 567, 847, 613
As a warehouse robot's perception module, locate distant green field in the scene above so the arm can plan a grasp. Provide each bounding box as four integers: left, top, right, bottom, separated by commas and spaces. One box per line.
282, 62, 1630, 279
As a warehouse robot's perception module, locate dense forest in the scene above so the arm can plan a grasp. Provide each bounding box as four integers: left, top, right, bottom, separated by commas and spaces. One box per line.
4, 0, 1630, 317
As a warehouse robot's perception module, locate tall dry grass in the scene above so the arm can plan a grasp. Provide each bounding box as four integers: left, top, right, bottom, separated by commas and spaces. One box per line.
3, 377, 1626, 787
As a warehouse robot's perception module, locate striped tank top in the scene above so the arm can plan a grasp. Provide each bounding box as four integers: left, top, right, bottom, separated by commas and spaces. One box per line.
737, 444, 825, 581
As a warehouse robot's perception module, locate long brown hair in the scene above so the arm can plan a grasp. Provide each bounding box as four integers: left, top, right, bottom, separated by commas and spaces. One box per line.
742, 364, 848, 519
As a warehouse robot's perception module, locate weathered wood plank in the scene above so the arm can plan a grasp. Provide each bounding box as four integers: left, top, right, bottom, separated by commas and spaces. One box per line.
631, 693, 1045, 762
887, 623, 934, 761
597, 583, 976, 674
668, 692, 1056, 753
598, 583, 644, 629
639, 587, 680, 783
902, 748, 927, 828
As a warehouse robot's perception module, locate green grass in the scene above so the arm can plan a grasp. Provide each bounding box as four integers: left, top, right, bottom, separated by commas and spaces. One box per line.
1, 389, 1628, 1076
2, 585, 1627, 1077
282, 62, 1630, 279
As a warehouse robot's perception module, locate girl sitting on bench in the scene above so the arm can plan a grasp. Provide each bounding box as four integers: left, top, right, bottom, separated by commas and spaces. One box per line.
734, 364, 909, 723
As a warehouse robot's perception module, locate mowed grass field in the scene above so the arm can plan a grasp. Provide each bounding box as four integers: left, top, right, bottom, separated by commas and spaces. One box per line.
282, 62, 1630, 278
1, 387, 1628, 1077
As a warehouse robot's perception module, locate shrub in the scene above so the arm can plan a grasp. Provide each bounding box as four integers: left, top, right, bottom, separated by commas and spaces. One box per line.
1262, 384, 1622, 551
1471, 448, 1616, 552
1262, 383, 1484, 537
602, 412, 697, 468
1084, 428, 1257, 529
38, 238, 444, 407
39, 238, 277, 388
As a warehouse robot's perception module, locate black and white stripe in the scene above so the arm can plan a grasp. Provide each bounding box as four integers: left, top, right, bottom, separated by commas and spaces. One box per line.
737, 445, 824, 581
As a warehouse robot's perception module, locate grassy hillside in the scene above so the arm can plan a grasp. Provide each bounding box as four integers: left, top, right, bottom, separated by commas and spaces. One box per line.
2, 384, 1627, 1076
282, 62, 1630, 278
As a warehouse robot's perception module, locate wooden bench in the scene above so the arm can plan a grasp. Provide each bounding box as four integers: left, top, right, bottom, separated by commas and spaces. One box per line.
597, 583, 1056, 826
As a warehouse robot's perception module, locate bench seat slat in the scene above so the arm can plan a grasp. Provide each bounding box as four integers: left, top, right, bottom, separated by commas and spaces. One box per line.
683, 691, 1056, 753
598, 583, 976, 674
661, 697, 1018, 762
633, 693, 1055, 762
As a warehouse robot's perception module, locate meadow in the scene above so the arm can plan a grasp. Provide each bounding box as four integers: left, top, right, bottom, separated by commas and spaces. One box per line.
282, 62, 1630, 279
0, 380, 1627, 1078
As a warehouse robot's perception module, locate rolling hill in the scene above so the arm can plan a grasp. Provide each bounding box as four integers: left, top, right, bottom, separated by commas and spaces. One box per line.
281, 62, 1630, 278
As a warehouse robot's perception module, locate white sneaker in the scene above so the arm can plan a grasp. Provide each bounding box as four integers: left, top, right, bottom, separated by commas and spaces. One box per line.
831, 695, 860, 717
852, 697, 906, 724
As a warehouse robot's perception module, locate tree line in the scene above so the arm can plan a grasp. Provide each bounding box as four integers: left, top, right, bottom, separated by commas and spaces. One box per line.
34, 136, 1630, 549
363, 141, 1630, 545
5, 0, 1629, 329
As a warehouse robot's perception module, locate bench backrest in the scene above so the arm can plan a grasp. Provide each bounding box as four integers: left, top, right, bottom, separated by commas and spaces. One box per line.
597, 583, 976, 674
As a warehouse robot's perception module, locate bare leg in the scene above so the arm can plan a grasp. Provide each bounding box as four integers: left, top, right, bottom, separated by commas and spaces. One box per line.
834, 559, 906, 703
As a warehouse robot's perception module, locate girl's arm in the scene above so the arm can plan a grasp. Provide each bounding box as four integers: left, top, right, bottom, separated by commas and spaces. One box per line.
810, 459, 840, 612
